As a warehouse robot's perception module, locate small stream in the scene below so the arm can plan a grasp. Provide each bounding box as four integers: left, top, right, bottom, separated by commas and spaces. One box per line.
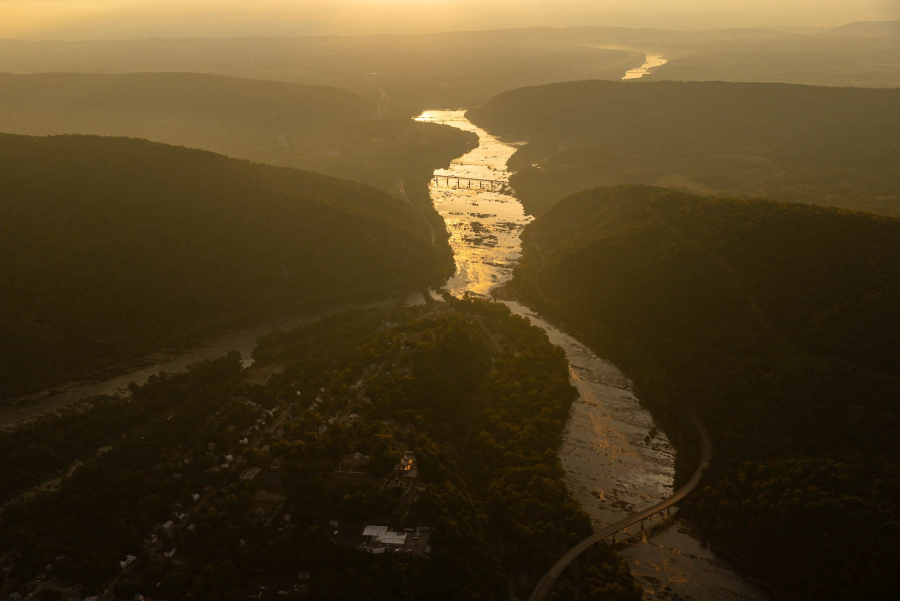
416, 109, 772, 601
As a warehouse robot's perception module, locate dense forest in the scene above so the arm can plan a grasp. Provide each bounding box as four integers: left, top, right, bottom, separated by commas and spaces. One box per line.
468, 80, 900, 216
0, 133, 449, 398
508, 185, 900, 600
0, 299, 642, 601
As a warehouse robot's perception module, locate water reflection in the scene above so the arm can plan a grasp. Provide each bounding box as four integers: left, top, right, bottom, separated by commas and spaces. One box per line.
417, 109, 773, 601
623, 54, 668, 80
414, 109, 532, 296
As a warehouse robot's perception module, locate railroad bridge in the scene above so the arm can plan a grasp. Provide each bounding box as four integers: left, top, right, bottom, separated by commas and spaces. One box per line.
432, 175, 508, 190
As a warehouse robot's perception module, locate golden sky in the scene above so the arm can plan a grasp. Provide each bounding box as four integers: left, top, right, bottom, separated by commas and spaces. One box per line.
1, 1, 897, 40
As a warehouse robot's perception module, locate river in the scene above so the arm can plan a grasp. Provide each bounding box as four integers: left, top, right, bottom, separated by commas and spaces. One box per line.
4, 72, 767, 598
415, 109, 773, 601
623, 54, 668, 80
0, 295, 395, 432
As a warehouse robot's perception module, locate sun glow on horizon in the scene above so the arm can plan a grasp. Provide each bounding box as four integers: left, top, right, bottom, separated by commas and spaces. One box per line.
1, 0, 897, 40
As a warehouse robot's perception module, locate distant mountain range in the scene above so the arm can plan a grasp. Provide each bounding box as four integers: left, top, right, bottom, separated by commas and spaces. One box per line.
0, 71, 373, 135
825, 20, 900, 38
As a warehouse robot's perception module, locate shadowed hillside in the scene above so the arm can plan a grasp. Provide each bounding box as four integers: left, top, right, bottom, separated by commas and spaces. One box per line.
469, 80, 900, 216
0, 133, 449, 398
509, 185, 900, 600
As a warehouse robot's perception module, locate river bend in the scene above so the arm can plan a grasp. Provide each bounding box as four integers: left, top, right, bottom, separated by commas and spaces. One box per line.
416, 108, 772, 601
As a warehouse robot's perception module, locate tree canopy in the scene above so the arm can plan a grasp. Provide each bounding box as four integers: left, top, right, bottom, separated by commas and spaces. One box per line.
0, 133, 448, 397
510, 185, 900, 600
469, 80, 900, 217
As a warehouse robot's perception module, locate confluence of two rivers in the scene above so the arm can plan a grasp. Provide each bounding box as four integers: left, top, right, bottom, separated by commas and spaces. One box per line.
0, 54, 773, 599
415, 109, 772, 601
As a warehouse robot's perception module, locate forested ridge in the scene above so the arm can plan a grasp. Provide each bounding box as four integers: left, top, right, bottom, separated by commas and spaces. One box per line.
0, 133, 449, 398
509, 185, 900, 600
0, 72, 372, 136
0, 72, 478, 195
468, 80, 900, 217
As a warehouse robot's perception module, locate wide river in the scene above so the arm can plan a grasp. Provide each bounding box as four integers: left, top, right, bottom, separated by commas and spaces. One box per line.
1, 79, 770, 599
416, 109, 774, 601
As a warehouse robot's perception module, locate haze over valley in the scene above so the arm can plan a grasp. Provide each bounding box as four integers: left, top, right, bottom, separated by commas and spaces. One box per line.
1, 2, 898, 601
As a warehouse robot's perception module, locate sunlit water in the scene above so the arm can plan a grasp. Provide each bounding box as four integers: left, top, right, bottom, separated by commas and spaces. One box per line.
414, 110, 532, 296
623, 54, 668, 80
417, 109, 774, 601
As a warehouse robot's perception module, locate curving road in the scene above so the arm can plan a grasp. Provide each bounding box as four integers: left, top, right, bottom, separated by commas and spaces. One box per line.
528, 404, 712, 601
375, 88, 390, 120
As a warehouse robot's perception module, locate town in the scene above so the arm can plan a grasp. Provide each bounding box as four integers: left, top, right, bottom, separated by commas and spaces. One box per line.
2, 298, 588, 600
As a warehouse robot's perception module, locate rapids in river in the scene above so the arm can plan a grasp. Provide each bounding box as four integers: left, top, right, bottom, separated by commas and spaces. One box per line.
416, 108, 773, 601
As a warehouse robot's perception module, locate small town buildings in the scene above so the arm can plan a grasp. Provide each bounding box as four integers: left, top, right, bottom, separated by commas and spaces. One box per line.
240, 467, 261, 481
362, 525, 408, 547
119, 555, 137, 569
394, 451, 418, 478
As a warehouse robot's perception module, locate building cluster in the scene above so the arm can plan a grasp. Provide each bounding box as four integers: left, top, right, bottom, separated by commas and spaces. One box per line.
360, 525, 432, 557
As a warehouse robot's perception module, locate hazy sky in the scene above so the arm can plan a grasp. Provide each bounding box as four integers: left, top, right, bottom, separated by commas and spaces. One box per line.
2, 0, 898, 40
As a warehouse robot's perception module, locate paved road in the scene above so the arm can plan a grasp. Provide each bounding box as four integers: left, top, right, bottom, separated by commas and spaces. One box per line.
375, 88, 389, 120
528, 405, 712, 601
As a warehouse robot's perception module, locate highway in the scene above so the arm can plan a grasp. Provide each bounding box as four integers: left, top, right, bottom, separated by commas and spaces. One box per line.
528, 405, 712, 601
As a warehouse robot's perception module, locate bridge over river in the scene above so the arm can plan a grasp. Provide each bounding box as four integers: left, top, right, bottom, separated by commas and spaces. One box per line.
529, 405, 712, 601
432, 175, 508, 190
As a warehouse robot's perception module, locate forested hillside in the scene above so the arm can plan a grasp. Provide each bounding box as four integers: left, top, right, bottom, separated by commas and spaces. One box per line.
0, 39, 641, 119
0, 133, 448, 398
0, 72, 477, 194
468, 80, 900, 216
645, 22, 900, 89
509, 185, 900, 600
0, 72, 372, 136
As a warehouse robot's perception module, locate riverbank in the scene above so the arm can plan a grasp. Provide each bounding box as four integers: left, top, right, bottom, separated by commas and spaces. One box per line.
0, 288, 399, 431
418, 106, 773, 601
